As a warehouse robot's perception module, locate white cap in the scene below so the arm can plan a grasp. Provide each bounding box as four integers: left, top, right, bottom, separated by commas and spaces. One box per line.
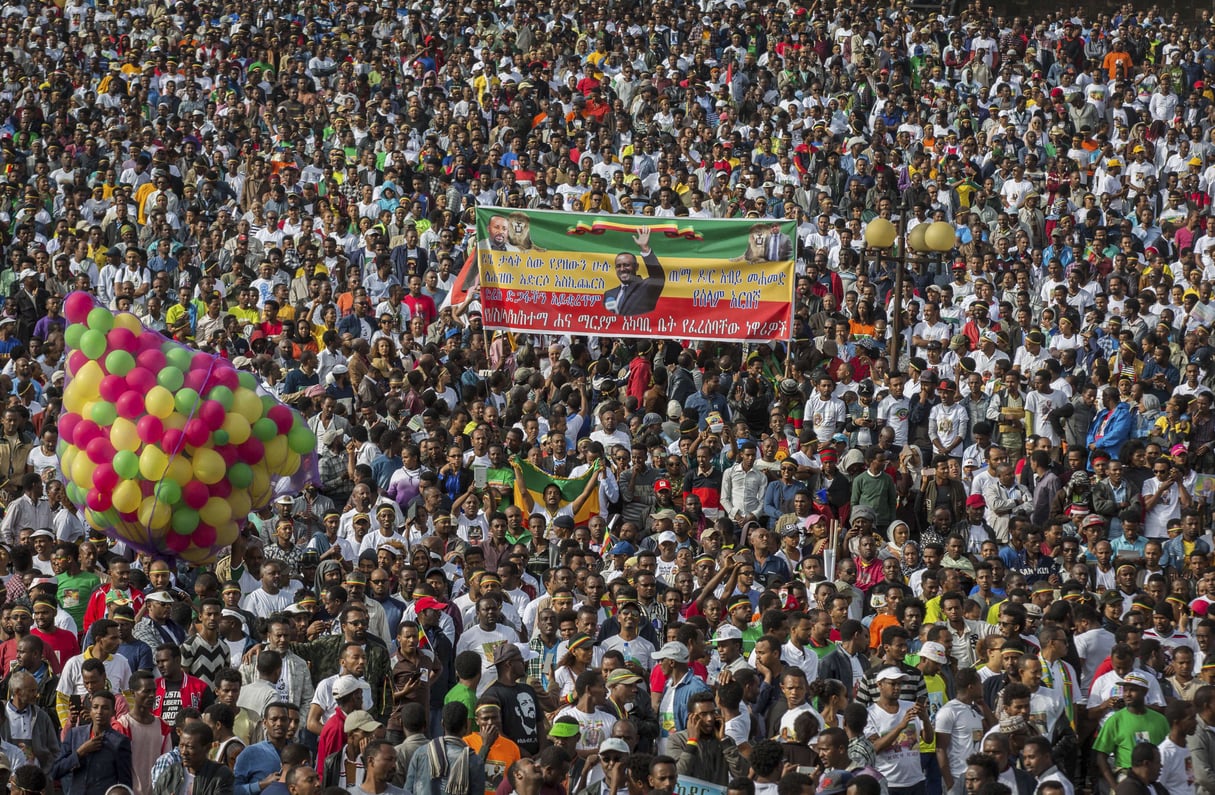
920, 642, 949, 665
657, 530, 678, 545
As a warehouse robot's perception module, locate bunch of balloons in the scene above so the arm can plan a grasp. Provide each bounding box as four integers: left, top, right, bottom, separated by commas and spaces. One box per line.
57, 292, 319, 564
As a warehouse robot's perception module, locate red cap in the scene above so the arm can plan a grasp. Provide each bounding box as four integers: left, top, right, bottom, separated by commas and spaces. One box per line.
965, 494, 986, 508
654, 479, 672, 492
415, 596, 448, 612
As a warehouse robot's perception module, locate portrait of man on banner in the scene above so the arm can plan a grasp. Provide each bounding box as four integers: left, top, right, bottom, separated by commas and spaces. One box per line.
604, 226, 666, 316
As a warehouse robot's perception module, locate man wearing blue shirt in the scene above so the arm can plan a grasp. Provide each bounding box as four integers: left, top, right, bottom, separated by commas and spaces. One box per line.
234, 701, 294, 795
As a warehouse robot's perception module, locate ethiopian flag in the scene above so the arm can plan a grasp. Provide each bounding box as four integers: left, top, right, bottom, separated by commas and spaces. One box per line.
513, 460, 600, 525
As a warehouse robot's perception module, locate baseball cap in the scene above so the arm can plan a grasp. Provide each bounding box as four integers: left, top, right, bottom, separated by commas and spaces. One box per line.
343, 710, 382, 734
415, 596, 448, 612
145, 590, 175, 604
599, 738, 630, 756
332, 675, 362, 699
818, 771, 854, 795
652, 641, 691, 663
875, 666, 907, 682
710, 625, 743, 644
606, 669, 644, 686
657, 531, 678, 545
920, 642, 949, 665
654, 479, 672, 492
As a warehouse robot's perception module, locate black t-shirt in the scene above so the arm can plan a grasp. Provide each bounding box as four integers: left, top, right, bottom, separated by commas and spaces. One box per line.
482, 680, 541, 756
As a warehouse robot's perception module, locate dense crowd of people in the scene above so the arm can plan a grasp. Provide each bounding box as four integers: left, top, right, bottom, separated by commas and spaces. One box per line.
3, 2, 1215, 795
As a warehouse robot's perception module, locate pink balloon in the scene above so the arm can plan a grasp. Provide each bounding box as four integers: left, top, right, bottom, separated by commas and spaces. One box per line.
237, 437, 264, 464
182, 369, 210, 394
93, 464, 119, 492
215, 444, 237, 468
64, 292, 95, 324
165, 532, 190, 553
67, 351, 88, 375
192, 523, 217, 548
184, 419, 210, 448
58, 413, 82, 445
106, 327, 138, 354
267, 405, 294, 435
140, 480, 156, 498
73, 419, 102, 447
135, 349, 166, 372
138, 333, 165, 354
162, 429, 186, 456
99, 375, 127, 403
182, 481, 210, 510
86, 489, 111, 512
115, 391, 145, 420
125, 367, 157, 394
191, 352, 216, 372
198, 400, 226, 431
211, 367, 239, 391
209, 479, 232, 499
85, 437, 114, 465
137, 415, 164, 444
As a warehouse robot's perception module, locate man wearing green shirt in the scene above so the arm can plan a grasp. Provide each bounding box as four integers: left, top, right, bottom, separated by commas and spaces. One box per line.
1092, 671, 1169, 790
52, 542, 98, 630
444, 650, 482, 718
850, 447, 897, 528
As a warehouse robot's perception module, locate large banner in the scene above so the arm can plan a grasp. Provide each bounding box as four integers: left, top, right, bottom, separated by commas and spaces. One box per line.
474, 208, 796, 342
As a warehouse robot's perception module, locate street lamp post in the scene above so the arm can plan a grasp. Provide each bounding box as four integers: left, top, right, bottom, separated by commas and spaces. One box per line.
863, 216, 955, 372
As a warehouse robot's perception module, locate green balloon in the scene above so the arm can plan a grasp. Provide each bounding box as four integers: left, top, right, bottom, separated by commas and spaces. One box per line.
287, 424, 316, 454
157, 366, 184, 392
229, 462, 253, 489
237, 372, 258, 391
252, 418, 277, 442
56, 440, 67, 458
105, 350, 135, 377
86, 307, 114, 333
112, 450, 139, 480
212, 429, 230, 446
259, 395, 277, 414
171, 508, 199, 535
166, 346, 193, 373
154, 480, 182, 505
209, 385, 235, 410
66, 481, 83, 505
64, 323, 85, 351
80, 329, 107, 360
90, 401, 118, 426
174, 388, 200, 416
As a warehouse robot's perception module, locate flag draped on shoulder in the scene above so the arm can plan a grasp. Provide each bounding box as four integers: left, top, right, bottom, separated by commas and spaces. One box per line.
512, 459, 600, 525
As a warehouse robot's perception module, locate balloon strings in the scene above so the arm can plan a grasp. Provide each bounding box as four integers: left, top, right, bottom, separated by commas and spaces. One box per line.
145, 352, 220, 556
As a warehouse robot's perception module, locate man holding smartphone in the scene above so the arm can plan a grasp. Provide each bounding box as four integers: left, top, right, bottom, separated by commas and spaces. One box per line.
50, 690, 132, 795
665, 690, 749, 785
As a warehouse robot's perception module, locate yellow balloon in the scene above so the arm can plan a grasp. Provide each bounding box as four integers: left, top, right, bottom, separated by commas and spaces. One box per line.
165, 456, 193, 488
110, 417, 140, 453
138, 496, 172, 530
139, 445, 169, 481
228, 491, 251, 521
61, 447, 77, 478
200, 497, 232, 527
222, 414, 251, 445
264, 436, 288, 470
112, 313, 142, 334
232, 388, 263, 424
86, 510, 108, 532
111, 480, 142, 513
249, 469, 270, 505
73, 361, 104, 400
71, 454, 95, 490
145, 386, 175, 419
63, 380, 90, 414
216, 522, 240, 547
279, 452, 301, 477
180, 546, 214, 564
192, 448, 225, 485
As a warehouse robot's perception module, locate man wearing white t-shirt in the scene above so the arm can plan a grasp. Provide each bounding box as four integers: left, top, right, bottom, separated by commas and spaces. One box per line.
865, 667, 933, 792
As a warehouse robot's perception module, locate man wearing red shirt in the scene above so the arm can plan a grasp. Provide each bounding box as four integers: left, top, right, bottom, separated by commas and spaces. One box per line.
82, 559, 145, 633
316, 675, 364, 773
30, 596, 78, 673
401, 274, 436, 327
152, 644, 214, 729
